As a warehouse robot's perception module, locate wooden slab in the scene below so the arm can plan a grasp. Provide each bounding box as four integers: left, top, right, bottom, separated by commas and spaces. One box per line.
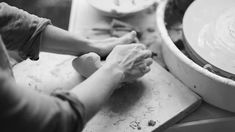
82, 61, 201, 132
13, 53, 82, 93
13, 59, 201, 132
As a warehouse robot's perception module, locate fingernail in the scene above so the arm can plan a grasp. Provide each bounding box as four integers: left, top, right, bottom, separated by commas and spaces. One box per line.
131, 30, 137, 35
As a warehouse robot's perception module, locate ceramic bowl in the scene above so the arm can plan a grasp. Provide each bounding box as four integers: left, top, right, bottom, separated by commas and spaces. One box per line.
87, 0, 156, 17
156, 0, 235, 112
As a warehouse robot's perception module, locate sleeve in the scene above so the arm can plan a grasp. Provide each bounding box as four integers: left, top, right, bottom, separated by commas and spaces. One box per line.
0, 2, 51, 60
0, 71, 86, 132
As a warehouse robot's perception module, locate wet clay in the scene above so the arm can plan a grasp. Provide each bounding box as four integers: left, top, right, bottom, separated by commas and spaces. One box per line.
72, 52, 102, 78
183, 0, 235, 78
166, 0, 235, 79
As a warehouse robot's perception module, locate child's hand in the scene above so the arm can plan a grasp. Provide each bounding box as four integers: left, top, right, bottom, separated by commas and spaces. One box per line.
105, 44, 153, 83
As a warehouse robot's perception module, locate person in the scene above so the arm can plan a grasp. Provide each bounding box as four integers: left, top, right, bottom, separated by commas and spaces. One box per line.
0, 2, 153, 132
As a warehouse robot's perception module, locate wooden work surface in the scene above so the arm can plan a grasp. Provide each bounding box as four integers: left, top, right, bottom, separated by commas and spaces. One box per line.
13, 0, 202, 131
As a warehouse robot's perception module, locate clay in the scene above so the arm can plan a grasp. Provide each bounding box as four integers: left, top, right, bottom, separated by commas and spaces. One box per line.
183, 0, 235, 79
147, 27, 155, 33
148, 120, 156, 126
129, 121, 141, 130
72, 52, 102, 78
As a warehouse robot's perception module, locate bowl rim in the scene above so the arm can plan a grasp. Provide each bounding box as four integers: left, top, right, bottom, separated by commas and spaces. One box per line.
87, 0, 157, 17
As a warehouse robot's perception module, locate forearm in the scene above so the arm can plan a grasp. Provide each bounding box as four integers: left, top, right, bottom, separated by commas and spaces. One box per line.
40, 25, 98, 56
0, 69, 85, 132
70, 63, 123, 122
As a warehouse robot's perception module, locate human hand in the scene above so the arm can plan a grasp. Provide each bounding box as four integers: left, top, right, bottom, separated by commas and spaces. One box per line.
105, 44, 153, 83
91, 31, 138, 57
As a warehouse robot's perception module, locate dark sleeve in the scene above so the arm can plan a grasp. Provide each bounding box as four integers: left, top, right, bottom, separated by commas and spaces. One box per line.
0, 71, 86, 132
0, 2, 51, 60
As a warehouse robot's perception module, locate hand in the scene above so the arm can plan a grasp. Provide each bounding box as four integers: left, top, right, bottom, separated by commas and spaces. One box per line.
105, 44, 153, 83
91, 31, 138, 57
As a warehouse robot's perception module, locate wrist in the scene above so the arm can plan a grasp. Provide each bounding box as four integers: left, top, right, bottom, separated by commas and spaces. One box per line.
102, 62, 124, 84
70, 37, 99, 56
84, 40, 101, 55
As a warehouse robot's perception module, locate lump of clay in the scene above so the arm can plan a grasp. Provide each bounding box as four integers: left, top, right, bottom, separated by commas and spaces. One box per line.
72, 52, 102, 78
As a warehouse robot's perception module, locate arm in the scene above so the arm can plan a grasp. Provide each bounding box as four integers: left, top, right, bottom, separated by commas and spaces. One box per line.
40, 25, 97, 56
40, 25, 137, 57
70, 62, 123, 122
0, 43, 152, 132
0, 70, 85, 132
0, 2, 137, 60
71, 44, 153, 122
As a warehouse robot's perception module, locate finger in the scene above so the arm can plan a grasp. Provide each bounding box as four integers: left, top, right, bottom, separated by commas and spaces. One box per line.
135, 50, 152, 61
130, 31, 137, 38
123, 43, 145, 51
134, 44, 146, 50
145, 58, 153, 66
143, 66, 151, 73
138, 63, 151, 74
143, 50, 152, 59
138, 62, 147, 70
119, 31, 137, 43
133, 38, 140, 43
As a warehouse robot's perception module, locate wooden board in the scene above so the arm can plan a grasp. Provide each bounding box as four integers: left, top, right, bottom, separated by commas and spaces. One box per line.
13, 59, 201, 132
81, 61, 201, 132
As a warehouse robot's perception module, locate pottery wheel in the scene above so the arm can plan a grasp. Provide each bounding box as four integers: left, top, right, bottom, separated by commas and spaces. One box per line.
183, 0, 235, 78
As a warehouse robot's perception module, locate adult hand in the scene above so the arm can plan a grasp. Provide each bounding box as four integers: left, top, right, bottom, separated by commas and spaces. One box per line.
105, 44, 153, 83
91, 31, 138, 57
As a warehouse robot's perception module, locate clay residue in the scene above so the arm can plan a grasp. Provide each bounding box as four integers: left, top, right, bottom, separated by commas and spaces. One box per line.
198, 8, 235, 54
165, 1, 235, 79
197, 8, 235, 76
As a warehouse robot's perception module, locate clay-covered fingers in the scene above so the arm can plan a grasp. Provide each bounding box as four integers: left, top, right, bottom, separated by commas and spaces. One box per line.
139, 64, 151, 74
142, 58, 153, 72
145, 58, 153, 66
134, 43, 146, 50
135, 57, 153, 74
105, 43, 153, 83
118, 31, 137, 44
135, 49, 152, 62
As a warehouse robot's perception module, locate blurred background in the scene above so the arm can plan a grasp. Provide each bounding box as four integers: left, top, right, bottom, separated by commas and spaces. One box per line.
2, 0, 72, 30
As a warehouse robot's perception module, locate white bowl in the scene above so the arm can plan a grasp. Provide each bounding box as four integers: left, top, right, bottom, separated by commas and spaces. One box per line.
87, 0, 156, 17
156, 0, 235, 112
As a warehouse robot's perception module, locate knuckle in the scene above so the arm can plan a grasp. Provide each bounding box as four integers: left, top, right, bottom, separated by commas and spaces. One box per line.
137, 44, 146, 49
114, 45, 123, 50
